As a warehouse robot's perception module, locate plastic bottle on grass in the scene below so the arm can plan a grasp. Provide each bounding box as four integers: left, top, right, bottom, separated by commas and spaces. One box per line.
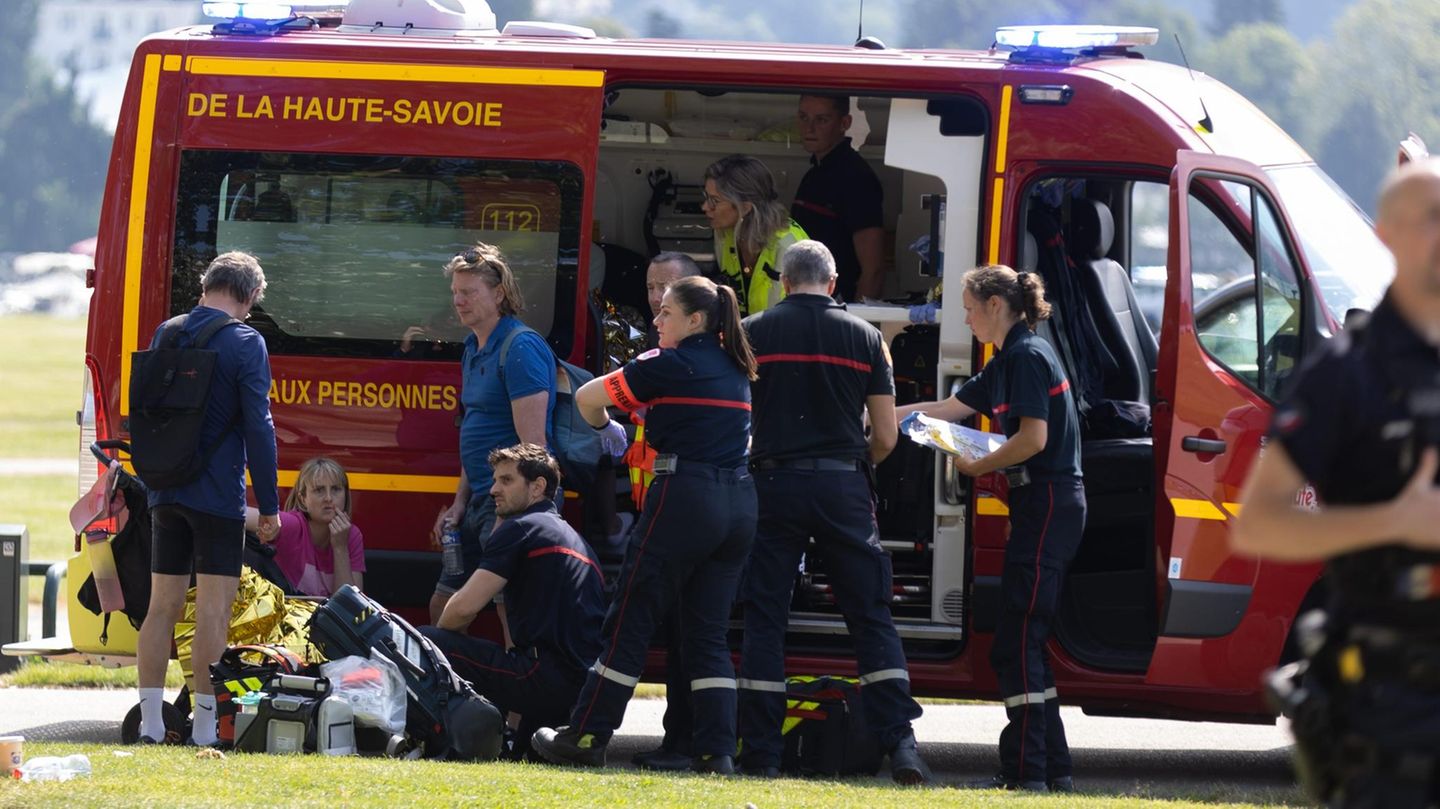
13, 754, 91, 782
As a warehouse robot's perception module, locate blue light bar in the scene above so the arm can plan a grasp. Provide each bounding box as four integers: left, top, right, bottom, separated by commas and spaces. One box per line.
995, 25, 1159, 50
202, 2, 294, 20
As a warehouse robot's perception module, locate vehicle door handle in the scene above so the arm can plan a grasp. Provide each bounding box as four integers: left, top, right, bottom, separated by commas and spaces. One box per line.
1181, 436, 1227, 454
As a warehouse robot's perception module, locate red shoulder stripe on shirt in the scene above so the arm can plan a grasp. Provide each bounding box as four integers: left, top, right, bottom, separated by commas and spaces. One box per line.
756, 353, 872, 373
526, 545, 603, 580
1049, 380, 1070, 396
649, 396, 752, 411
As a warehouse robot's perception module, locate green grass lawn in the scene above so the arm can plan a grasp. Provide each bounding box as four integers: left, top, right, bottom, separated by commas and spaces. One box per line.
0, 659, 185, 690
0, 315, 86, 569
0, 315, 87, 458
0, 742, 1286, 809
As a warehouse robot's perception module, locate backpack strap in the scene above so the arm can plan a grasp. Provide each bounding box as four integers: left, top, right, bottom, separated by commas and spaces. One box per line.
192, 316, 243, 349
156, 315, 190, 349
497, 324, 547, 387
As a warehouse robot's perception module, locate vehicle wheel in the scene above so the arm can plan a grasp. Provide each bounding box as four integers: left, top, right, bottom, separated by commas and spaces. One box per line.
120, 700, 185, 744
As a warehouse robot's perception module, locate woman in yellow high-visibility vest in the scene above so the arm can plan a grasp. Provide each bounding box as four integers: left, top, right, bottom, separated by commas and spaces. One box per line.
703, 154, 807, 317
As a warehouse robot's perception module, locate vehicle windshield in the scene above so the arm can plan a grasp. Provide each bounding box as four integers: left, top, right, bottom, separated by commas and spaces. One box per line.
1266, 165, 1392, 329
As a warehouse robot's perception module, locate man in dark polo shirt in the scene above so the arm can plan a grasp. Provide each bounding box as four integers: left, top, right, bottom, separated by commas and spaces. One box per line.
792, 94, 886, 302
422, 444, 605, 757
737, 240, 930, 783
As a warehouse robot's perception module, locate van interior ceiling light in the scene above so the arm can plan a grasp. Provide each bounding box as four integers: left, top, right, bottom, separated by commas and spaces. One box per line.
994, 25, 1159, 50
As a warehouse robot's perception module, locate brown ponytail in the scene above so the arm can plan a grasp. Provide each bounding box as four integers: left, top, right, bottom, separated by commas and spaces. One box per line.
668, 276, 759, 380
962, 264, 1052, 328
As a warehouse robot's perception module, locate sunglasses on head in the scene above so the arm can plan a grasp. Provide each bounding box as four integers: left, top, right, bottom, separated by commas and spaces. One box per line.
457, 248, 483, 264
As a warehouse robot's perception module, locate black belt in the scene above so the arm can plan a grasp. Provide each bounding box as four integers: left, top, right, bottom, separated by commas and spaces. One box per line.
652, 454, 749, 479
751, 457, 864, 472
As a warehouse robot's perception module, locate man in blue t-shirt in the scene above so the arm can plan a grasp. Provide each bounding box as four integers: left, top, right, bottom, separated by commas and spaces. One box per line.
422, 444, 604, 756
429, 243, 557, 623
137, 251, 279, 747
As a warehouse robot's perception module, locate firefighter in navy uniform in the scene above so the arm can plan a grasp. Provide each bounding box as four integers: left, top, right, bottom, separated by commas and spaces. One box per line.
737, 240, 930, 783
899, 264, 1084, 793
1235, 158, 1440, 809
532, 275, 758, 774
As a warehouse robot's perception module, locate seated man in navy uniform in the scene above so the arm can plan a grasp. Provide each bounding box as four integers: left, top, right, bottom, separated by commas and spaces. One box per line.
422, 444, 606, 756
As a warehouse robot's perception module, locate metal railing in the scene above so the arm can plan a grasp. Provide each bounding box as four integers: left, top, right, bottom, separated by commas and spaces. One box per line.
24, 561, 66, 640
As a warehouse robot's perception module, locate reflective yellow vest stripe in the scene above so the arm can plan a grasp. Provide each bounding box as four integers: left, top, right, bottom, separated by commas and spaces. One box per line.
717, 220, 808, 316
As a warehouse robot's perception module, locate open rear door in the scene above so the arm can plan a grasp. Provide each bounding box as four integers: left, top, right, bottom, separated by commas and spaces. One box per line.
1147, 150, 1313, 691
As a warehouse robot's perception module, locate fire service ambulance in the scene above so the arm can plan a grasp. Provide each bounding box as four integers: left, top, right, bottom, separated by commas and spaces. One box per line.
69, 0, 1395, 722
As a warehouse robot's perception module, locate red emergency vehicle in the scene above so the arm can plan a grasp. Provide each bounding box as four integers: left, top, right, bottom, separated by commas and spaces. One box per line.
74, 1, 1394, 722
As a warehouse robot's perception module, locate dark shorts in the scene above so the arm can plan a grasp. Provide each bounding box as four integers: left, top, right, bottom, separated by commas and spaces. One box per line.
151, 503, 246, 577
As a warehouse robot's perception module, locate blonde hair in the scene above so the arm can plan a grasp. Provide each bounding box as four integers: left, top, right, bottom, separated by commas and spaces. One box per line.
443, 241, 526, 317
285, 457, 352, 515
705, 155, 789, 263
962, 264, 1052, 328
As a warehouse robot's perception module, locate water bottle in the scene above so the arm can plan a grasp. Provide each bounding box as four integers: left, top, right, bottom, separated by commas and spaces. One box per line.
13, 753, 91, 782
440, 519, 463, 577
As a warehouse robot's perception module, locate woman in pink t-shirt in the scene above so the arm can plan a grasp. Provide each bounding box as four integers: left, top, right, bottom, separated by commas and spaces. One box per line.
245, 457, 365, 597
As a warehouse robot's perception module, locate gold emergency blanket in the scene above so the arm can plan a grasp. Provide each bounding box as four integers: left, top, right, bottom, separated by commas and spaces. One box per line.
173, 567, 317, 681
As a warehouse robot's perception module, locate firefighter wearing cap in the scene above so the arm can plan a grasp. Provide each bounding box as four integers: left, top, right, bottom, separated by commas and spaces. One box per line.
899, 264, 1083, 793
737, 240, 930, 784
533, 275, 758, 774
1234, 158, 1440, 808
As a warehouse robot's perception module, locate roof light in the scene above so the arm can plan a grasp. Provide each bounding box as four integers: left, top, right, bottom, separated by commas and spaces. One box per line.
995, 25, 1159, 50
203, 2, 295, 20
1019, 85, 1073, 105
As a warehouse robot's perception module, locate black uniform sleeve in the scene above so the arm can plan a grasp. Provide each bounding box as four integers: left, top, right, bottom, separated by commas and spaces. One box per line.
868, 330, 896, 397
842, 161, 884, 233
956, 368, 993, 416
475, 520, 528, 582
1269, 344, 1348, 485
1005, 348, 1054, 422
605, 348, 679, 413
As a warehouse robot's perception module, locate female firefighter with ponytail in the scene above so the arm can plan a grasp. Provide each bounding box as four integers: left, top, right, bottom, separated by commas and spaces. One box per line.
896, 264, 1085, 792
533, 275, 759, 774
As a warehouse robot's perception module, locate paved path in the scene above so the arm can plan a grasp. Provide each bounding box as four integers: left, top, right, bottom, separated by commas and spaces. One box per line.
0, 686, 1299, 800
0, 458, 73, 476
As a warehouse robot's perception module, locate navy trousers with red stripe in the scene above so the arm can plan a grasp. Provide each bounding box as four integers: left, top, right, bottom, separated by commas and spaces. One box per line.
990, 478, 1085, 785
567, 463, 756, 756
418, 627, 585, 739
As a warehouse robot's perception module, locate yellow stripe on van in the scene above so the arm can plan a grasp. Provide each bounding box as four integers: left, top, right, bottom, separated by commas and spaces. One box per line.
976, 497, 1009, 517
1223, 502, 1243, 517
119, 53, 164, 417
994, 84, 1013, 174
1171, 498, 1227, 521
988, 177, 1004, 265
269, 470, 461, 494
184, 56, 604, 88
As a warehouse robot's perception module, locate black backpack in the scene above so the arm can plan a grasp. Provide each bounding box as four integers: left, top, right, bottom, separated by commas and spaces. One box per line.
128, 314, 241, 490
780, 675, 883, 777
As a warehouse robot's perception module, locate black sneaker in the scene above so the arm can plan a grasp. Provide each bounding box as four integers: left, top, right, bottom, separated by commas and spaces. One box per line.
531, 726, 607, 768
631, 746, 693, 771
738, 764, 780, 778
1048, 775, 1075, 793
887, 733, 933, 785
690, 754, 735, 775
964, 773, 1048, 792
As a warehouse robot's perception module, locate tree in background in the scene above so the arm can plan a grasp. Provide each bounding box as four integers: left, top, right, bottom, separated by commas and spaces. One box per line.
646, 9, 683, 39
1209, 0, 1283, 37
1305, 0, 1440, 210
487, 0, 533, 26
1200, 23, 1313, 137
0, 0, 111, 252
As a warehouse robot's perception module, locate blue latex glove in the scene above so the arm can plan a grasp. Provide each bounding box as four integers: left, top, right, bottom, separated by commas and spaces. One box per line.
899, 411, 923, 434
597, 419, 629, 459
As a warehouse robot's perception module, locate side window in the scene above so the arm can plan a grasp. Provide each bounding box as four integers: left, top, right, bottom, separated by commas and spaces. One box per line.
1187, 178, 1304, 399
172, 151, 583, 360
1128, 181, 1169, 334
